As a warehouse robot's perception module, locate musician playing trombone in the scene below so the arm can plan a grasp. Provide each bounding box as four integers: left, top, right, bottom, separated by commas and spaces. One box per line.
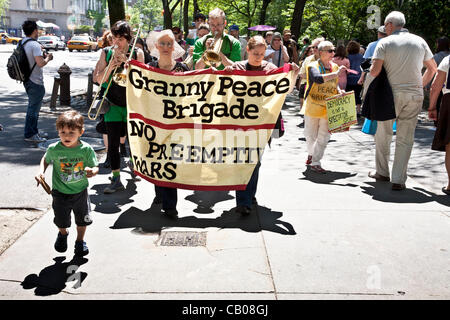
93, 20, 145, 194
193, 8, 241, 70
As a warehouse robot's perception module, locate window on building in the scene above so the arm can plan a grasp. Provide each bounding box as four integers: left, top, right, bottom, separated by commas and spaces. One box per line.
1, 16, 11, 28
28, 0, 39, 9
45, 0, 54, 9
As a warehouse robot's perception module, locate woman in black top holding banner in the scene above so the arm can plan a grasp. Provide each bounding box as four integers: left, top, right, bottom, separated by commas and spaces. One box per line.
146, 29, 189, 217
226, 35, 299, 215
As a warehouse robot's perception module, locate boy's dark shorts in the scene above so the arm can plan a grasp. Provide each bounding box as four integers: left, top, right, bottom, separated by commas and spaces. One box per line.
52, 189, 93, 228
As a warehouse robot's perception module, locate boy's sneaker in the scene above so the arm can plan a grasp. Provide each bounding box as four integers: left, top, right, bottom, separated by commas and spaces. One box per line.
74, 240, 89, 257
104, 176, 125, 194
54, 232, 68, 253
24, 133, 46, 143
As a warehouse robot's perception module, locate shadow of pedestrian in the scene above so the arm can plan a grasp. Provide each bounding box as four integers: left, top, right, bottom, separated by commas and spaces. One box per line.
21, 256, 88, 296
111, 205, 296, 235
184, 191, 235, 214
301, 168, 358, 187
361, 182, 450, 205
90, 179, 137, 214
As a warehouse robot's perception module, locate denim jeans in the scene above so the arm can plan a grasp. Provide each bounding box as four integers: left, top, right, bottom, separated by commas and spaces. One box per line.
236, 162, 261, 208
24, 80, 45, 138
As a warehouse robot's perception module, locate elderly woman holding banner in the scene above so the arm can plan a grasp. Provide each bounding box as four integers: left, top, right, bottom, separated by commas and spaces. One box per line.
225, 35, 299, 215
146, 29, 189, 217
303, 41, 347, 174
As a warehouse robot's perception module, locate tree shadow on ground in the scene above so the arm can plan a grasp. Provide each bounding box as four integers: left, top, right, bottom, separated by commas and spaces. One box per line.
111, 204, 296, 235
21, 256, 88, 296
300, 167, 359, 187
184, 191, 235, 214
361, 181, 450, 206
90, 179, 138, 214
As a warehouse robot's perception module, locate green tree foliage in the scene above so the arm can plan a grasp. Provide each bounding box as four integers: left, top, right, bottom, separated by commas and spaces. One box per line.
130, 0, 447, 50
86, 0, 107, 33
129, 0, 164, 33
0, 0, 9, 18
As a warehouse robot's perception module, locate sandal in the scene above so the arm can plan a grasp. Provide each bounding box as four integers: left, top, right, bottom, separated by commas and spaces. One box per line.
310, 165, 327, 174
442, 187, 450, 195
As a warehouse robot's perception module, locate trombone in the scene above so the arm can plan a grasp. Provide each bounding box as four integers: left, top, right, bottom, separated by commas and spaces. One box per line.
201, 31, 223, 67
88, 24, 142, 121
88, 45, 118, 121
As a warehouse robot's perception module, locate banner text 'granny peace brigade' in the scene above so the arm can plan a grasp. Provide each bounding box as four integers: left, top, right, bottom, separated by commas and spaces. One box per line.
126, 61, 293, 190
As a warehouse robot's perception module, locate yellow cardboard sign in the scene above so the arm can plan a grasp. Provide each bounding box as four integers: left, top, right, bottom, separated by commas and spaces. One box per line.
126, 61, 293, 190
326, 91, 357, 133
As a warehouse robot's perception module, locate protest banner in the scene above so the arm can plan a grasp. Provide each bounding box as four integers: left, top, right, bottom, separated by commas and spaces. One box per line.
325, 91, 357, 133
126, 61, 294, 190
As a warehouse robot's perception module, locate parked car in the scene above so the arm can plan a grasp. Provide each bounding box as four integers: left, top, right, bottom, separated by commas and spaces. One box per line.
0, 33, 22, 45
37, 35, 66, 51
67, 36, 98, 52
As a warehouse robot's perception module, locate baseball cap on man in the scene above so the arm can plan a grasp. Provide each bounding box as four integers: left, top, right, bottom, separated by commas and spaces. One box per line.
229, 24, 239, 31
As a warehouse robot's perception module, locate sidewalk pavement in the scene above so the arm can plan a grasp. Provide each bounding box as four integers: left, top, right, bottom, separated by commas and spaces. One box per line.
0, 93, 449, 300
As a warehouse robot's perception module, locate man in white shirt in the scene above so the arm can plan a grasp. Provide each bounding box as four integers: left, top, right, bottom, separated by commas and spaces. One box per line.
369, 11, 437, 190
229, 24, 247, 61
21, 20, 53, 143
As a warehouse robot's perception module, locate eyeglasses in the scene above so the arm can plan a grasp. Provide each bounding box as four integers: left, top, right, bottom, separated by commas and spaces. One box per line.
209, 23, 224, 28
311, 46, 318, 49
322, 49, 335, 53
173, 32, 179, 35
158, 41, 173, 48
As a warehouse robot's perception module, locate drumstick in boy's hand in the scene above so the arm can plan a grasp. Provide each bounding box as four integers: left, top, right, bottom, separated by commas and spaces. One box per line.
35, 174, 51, 194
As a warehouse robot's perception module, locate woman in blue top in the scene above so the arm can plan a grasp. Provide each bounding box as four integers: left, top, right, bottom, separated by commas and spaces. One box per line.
346, 40, 364, 115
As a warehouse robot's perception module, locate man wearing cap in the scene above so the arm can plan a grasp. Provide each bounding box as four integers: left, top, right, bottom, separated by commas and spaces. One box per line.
193, 8, 241, 70
283, 29, 298, 63
368, 11, 437, 190
229, 24, 247, 60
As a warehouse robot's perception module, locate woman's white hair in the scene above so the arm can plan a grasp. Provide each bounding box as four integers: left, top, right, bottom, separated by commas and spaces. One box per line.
318, 41, 334, 51
385, 11, 406, 27
146, 29, 185, 60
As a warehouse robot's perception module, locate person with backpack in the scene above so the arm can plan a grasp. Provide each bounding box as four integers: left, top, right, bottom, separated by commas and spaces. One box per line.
20, 20, 53, 143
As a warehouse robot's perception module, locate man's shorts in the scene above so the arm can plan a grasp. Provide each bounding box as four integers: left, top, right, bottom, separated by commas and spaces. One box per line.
52, 189, 93, 228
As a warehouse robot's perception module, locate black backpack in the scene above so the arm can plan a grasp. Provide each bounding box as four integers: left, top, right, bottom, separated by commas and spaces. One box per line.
7, 38, 37, 82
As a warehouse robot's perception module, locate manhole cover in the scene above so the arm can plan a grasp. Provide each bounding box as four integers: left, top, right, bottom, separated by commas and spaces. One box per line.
38, 137, 105, 151
159, 231, 207, 247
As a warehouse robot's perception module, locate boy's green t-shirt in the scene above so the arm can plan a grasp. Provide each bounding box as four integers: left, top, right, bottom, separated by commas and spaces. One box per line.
45, 140, 98, 194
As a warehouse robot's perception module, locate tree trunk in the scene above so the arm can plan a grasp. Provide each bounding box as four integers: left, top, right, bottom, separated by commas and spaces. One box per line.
183, 0, 189, 39
107, 0, 125, 27
290, 0, 307, 40
193, 0, 200, 15
258, 0, 272, 26
162, 0, 172, 29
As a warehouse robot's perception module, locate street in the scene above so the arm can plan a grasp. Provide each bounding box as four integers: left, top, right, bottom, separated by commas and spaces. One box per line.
0, 43, 101, 96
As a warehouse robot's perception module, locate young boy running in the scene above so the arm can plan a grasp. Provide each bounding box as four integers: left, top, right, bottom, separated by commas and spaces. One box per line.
35, 111, 99, 256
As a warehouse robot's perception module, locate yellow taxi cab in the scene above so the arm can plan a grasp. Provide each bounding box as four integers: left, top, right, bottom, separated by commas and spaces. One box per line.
0, 32, 22, 45
67, 35, 98, 52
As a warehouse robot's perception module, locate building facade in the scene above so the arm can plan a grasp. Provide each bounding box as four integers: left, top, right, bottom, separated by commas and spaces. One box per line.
1, 0, 105, 37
